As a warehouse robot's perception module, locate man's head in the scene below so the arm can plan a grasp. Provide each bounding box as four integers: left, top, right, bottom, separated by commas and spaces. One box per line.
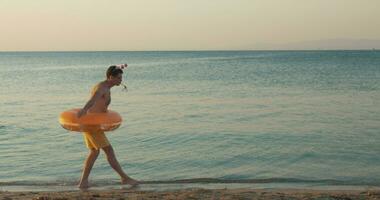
106, 65, 123, 86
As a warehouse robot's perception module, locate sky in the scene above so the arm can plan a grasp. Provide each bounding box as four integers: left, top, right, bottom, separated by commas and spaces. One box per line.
1, 0, 380, 51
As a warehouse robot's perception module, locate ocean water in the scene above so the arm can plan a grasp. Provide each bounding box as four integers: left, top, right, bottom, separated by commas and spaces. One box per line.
0, 51, 380, 190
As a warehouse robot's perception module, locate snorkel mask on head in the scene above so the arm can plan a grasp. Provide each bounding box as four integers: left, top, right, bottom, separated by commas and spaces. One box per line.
116, 63, 127, 70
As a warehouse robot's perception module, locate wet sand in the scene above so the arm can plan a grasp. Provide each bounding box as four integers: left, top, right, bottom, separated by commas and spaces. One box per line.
1, 188, 380, 200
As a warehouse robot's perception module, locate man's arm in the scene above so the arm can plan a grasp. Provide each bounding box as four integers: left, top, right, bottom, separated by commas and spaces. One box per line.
77, 87, 105, 118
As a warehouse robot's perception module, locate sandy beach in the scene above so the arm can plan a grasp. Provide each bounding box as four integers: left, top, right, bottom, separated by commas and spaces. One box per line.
1, 188, 380, 200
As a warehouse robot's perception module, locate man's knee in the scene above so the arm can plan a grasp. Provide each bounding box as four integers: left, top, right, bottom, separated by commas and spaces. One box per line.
102, 145, 116, 159
90, 148, 100, 157
102, 145, 113, 153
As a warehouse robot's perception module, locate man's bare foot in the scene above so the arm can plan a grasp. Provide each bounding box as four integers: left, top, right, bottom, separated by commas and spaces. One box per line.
121, 177, 139, 186
78, 180, 90, 189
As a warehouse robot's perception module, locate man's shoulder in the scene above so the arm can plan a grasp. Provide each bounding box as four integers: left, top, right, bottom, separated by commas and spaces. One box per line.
92, 82, 108, 93
96, 81, 108, 88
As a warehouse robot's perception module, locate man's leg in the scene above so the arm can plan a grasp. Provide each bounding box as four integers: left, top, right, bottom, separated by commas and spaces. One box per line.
102, 145, 138, 186
78, 148, 100, 188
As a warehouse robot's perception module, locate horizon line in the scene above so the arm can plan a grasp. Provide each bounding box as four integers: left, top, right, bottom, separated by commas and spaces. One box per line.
0, 49, 379, 53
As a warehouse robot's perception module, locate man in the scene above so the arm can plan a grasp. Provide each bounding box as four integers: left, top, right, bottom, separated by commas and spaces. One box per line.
77, 64, 138, 189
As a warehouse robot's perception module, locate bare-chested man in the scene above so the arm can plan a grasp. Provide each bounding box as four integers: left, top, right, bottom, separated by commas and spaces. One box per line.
77, 64, 138, 189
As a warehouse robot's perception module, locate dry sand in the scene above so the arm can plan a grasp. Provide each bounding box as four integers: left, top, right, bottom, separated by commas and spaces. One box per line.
1, 188, 380, 200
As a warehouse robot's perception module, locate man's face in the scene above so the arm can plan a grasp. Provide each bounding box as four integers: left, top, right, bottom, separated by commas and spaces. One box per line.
110, 73, 123, 86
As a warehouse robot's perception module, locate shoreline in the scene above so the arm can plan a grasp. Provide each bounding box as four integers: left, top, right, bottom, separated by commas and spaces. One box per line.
2, 183, 380, 200
2, 181, 380, 192
1, 187, 380, 200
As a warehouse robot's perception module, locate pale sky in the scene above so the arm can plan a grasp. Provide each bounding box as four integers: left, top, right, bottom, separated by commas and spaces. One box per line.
1, 0, 380, 51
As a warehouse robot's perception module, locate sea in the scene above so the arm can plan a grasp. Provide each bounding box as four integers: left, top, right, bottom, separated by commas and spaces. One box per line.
0, 51, 379, 191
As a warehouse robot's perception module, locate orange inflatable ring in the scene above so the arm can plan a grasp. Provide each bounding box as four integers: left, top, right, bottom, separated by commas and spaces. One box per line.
59, 108, 122, 132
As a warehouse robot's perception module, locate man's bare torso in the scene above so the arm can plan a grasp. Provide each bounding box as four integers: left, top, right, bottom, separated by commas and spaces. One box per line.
88, 82, 111, 113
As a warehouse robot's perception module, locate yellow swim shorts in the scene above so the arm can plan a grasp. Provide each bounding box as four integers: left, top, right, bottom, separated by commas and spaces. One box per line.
83, 130, 110, 150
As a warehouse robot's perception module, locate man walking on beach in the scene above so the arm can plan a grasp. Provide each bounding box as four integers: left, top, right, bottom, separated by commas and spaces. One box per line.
77, 64, 138, 189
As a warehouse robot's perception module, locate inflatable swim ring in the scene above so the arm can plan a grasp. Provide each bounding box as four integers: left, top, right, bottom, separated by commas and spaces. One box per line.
59, 108, 122, 132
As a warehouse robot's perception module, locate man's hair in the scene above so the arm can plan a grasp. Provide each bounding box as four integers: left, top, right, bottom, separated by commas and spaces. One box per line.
106, 65, 123, 79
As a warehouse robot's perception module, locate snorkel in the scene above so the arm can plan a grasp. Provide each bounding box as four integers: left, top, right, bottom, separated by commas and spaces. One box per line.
115, 64, 128, 92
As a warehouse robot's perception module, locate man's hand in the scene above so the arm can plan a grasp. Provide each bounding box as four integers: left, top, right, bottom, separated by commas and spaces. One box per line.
77, 109, 86, 118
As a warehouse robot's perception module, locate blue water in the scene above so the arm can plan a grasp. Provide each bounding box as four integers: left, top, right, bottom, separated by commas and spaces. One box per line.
0, 51, 380, 189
